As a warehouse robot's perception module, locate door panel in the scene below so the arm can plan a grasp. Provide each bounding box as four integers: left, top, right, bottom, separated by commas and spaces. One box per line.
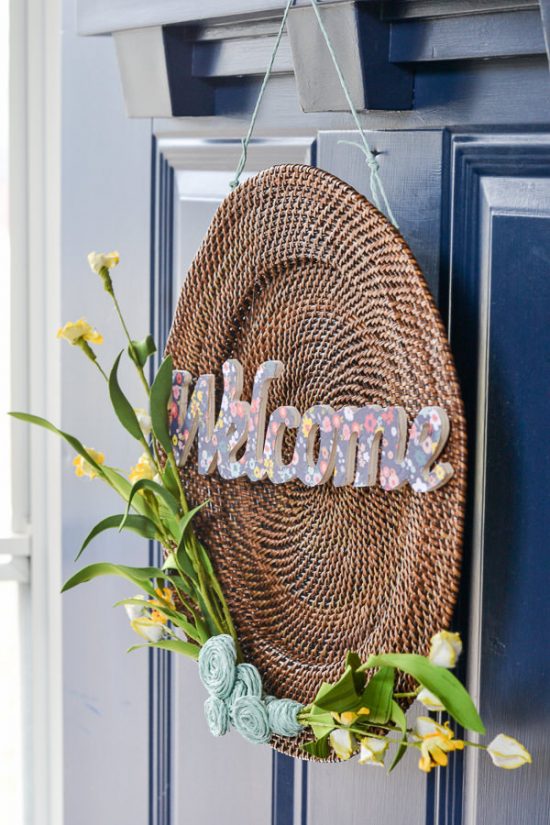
153, 128, 550, 825
447, 135, 550, 825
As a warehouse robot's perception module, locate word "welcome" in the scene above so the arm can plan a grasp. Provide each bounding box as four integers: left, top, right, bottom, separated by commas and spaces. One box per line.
168, 360, 453, 493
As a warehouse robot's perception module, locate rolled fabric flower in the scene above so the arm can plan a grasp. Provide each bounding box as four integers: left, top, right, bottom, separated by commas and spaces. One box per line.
228, 662, 263, 719
232, 696, 271, 745
198, 634, 237, 699
204, 695, 230, 737
266, 698, 304, 738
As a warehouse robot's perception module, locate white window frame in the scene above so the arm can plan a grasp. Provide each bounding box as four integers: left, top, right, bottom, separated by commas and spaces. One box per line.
5, 0, 63, 823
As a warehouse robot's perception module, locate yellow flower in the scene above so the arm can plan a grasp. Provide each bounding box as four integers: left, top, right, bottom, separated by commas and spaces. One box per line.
487, 734, 532, 770
329, 728, 356, 761
429, 630, 463, 669
414, 717, 464, 773
57, 318, 103, 346
87, 251, 120, 273
154, 586, 176, 610
130, 615, 166, 643
73, 448, 105, 480
358, 736, 389, 767
129, 452, 156, 484
417, 687, 445, 711
331, 707, 370, 726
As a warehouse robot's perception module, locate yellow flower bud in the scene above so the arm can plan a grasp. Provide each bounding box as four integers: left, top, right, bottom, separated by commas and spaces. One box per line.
57, 318, 103, 346
329, 728, 356, 761
487, 734, 532, 770
87, 251, 120, 273
429, 630, 463, 669
73, 448, 105, 480
129, 452, 156, 484
358, 736, 389, 767
417, 687, 445, 711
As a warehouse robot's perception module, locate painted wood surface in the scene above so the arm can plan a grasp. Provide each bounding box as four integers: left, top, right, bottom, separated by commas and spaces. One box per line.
447, 133, 550, 825
60, 2, 152, 823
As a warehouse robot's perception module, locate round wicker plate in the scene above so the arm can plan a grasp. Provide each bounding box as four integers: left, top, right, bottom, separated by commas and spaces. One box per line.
165, 164, 467, 759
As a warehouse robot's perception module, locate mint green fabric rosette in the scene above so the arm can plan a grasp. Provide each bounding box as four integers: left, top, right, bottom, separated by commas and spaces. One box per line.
228, 662, 263, 720
265, 697, 305, 737
204, 695, 230, 737
199, 635, 304, 745
232, 696, 271, 744
198, 634, 237, 699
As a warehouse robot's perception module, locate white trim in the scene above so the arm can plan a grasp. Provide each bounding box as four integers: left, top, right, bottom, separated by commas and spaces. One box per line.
10, 0, 63, 823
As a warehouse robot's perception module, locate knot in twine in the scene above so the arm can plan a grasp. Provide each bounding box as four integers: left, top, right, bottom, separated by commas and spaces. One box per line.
232, 696, 271, 745
266, 697, 305, 737
198, 634, 237, 699
204, 695, 230, 737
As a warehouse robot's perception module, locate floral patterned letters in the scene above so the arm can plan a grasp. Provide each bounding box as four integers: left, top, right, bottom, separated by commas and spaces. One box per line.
168, 360, 453, 492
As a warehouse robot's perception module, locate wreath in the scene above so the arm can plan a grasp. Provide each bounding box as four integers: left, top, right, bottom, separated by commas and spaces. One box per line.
12, 251, 532, 773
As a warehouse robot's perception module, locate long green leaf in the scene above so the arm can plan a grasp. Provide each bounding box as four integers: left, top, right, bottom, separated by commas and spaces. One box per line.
9, 412, 105, 473
76, 514, 160, 560
305, 705, 336, 739
364, 653, 485, 734
109, 351, 144, 441
389, 701, 408, 772
9, 414, 161, 526
127, 639, 200, 660
120, 478, 180, 531
303, 733, 330, 759
62, 562, 165, 596
148, 638, 200, 660
359, 666, 395, 723
150, 355, 174, 454
174, 504, 209, 584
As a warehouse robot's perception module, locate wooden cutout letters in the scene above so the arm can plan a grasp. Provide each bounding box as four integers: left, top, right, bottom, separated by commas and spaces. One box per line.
168, 359, 453, 493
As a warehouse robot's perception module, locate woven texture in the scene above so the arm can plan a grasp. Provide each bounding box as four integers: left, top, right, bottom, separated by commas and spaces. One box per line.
165, 164, 467, 759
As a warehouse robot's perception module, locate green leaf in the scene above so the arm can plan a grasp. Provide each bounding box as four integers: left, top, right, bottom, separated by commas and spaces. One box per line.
76, 514, 160, 560
313, 665, 361, 713
150, 355, 174, 455
177, 502, 208, 543
364, 653, 485, 735
128, 638, 200, 660
359, 667, 395, 724
120, 478, 180, 531
388, 701, 407, 772
128, 334, 156, 368
153, 638, 201, 659
303, 733, 330, 759
99, 465, 157, 522
162, 461, 181, 500
302, 704, 336, 739
9, 412, 105, 474
62, 562, 165, 596
345, 651, 364, 693
109, 351, 144, 442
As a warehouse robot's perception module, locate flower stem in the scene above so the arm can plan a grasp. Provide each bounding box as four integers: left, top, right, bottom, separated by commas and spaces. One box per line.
103, 275, 150, 397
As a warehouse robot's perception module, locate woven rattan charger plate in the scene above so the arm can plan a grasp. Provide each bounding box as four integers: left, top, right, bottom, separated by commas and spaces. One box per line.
165, 164, 467, 759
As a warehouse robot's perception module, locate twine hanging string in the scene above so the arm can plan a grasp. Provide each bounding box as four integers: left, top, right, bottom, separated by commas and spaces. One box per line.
229, 0, 398, 229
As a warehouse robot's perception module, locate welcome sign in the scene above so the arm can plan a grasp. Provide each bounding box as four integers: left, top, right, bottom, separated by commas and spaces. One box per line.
168, 359, 453, 493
